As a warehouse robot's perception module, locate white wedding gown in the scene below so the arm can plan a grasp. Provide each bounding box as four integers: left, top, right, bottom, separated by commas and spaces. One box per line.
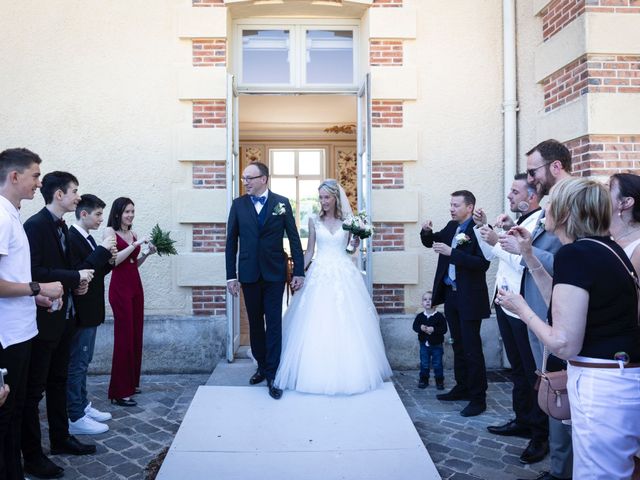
275, 216, 392, 395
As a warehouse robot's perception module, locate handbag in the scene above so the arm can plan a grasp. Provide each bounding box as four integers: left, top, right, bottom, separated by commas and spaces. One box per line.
536, 346, 570, 420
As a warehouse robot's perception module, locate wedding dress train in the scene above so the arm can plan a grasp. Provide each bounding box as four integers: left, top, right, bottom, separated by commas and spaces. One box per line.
275, 216, 392, 395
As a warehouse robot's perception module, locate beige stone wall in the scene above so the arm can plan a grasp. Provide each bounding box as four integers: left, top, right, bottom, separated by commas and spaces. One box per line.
2, 0, 583, 317
1, 0, 191, 315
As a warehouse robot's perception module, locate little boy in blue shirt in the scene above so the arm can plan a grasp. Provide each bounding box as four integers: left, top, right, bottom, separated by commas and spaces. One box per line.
412, 291, 447, 389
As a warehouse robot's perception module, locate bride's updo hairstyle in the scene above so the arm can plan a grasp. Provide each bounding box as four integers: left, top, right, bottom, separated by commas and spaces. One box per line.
318, 179, 345, 220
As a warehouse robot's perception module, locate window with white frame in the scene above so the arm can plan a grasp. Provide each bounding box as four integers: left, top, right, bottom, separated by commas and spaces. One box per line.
269, 148, 326, 248
236, 20, 358, 91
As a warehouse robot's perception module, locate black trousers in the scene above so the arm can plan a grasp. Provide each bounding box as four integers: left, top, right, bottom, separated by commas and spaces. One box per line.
21, 325, 73, 460
495, 304, 549, 441
242, 279, 286, 381
444, 287, 487, 403
0, 339, 32, 480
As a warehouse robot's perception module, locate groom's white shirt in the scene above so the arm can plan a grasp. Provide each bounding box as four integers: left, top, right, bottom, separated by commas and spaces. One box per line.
253, 190, 268, 214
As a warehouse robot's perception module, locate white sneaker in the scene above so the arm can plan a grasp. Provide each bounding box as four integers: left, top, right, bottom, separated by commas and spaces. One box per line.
84, 402, 112, 422
69, 415, 109, 435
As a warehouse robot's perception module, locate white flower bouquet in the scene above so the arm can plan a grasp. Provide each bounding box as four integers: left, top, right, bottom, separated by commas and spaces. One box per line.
342, 211, 374, 254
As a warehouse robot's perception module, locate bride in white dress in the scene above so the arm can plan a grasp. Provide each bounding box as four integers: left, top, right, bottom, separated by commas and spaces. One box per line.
275, 179, 392, 395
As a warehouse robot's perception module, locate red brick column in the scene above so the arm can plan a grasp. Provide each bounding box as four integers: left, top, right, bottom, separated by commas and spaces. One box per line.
192, 39, 227, 67
192, 162, 226, 189
372, 100, 403, 128
373, 284, 404, 314
566, 135, 640, 177
372, 0, 403, 6
192, 0, 224, 6
193, 100, 226, 128
372, 162, 404, 189
192, 223, 226, 252
369, 40, 403, 67
193, 286, 226, 316
372, 223, 405, 252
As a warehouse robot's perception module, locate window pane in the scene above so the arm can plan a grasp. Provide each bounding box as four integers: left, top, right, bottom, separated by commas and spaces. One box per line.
306, 30, 353, 84
271, 151, 295, 175
242, 30, 290, 84
298, 150, 323, 175
298, 180, 321, 238
270, 178, 297, 206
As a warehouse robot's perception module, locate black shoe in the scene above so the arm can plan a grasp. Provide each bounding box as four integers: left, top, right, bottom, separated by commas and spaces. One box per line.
249, 369, 266, 385
517, 472, 569, 480
418, 377, 429, 389
460, 401, 486, 417
111, 397, 137, 407
487, 419, 532, 438
436, 385, 470, 401
50, 435, 97, 456
267, 379, 282, 400
23, 453, 64, 479
435, 378, 444, 390
519, 439, 549, 464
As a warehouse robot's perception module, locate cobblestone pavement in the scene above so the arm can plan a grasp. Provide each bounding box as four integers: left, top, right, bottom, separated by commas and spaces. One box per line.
36, 374, 209, 480
394, 369, 551, 480
34, 370, 550, 479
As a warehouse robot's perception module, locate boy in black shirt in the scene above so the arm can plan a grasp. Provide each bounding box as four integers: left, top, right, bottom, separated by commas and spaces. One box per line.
412, 291, 447, 389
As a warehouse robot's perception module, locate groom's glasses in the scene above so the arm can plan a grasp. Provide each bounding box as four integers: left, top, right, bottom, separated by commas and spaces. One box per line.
241, 174, 264, 183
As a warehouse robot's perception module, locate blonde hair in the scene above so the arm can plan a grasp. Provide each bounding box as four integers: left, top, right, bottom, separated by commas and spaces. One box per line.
318, 179, 344, 220
548, 177, 611, 240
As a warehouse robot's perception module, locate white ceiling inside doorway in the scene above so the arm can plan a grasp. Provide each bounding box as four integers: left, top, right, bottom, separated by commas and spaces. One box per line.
239, 95, 357, 139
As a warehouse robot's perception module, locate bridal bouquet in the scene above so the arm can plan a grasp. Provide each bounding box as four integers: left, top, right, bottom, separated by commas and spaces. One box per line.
149, 224, 178, 256
342, 211, 374, 254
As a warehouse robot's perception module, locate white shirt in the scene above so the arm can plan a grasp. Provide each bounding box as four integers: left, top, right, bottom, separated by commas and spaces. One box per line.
253, 190, 268, 215
71, 224, 94, 250
473, 209, 542, 318
0, 194, 38, 348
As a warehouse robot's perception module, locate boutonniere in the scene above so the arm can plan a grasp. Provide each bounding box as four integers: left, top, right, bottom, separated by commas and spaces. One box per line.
272, 202, 286, 216
537, 217, 546, 230
455, 233, 471, 245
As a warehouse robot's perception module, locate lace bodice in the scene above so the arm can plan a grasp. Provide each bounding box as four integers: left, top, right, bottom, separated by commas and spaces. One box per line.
313, 216, 350, 258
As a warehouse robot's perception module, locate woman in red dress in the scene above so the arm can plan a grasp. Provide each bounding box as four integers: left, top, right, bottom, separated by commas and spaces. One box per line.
105, 197, 155, 406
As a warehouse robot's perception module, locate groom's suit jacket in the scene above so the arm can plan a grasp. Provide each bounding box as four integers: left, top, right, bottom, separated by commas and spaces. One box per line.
421, 219, 491, 321
225, 191, 304, 283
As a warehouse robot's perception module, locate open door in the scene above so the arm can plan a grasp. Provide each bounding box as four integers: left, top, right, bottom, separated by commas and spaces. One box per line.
226, 74, 240, 362
356, 73, 373, 296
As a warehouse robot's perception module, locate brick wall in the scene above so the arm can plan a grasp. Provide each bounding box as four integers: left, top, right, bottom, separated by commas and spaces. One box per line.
192, 0, 224, 6
192, 161, 226, 189
372, 0, 403, 6
372, 223, 404, 252
373, 284, 405, 314
192, 286, 226, 316
192, 223, 226, 252
566, 135, 640, 177
542, 0, 639, 41
369, 40, 403, 67
193, 100, 226, 128
543, 54, 640, 111
372, 162, 404, 189
372, 100, 403, 128
193, 39, 226, 67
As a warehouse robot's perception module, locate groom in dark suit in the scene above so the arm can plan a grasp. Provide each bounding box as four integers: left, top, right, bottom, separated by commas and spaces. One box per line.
225, 161, 304, 400
421, 190, 490, 417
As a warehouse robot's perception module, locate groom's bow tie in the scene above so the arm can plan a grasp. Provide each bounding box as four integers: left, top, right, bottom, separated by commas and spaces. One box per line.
250, 195, 266, 205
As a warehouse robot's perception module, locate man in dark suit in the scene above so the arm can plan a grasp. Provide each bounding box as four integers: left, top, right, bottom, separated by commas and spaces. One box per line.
225, 161, 305, 400
22, 171, 96, 479
420, 190, 491, 417
67, 194, 116, 435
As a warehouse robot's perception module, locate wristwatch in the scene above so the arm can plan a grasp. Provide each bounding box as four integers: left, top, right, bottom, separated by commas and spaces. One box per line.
29, 281, 41, 297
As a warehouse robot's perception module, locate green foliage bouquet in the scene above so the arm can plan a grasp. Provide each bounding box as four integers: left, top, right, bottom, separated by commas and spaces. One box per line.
150, 224, 178, 256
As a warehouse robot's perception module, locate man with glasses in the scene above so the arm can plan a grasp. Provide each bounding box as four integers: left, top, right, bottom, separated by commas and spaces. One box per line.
225, 161, 304, 400
500, 139, 573, 480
